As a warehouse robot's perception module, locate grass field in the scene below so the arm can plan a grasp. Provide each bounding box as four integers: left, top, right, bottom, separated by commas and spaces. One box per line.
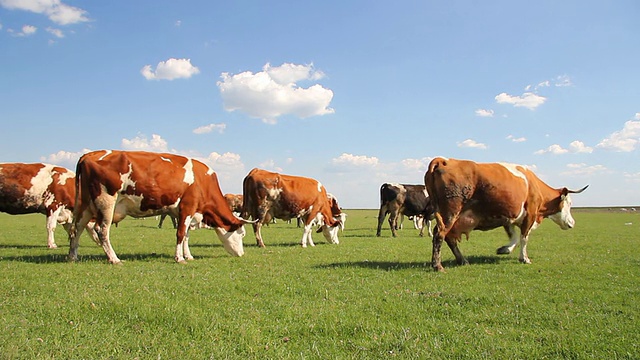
0, 209, 638, 359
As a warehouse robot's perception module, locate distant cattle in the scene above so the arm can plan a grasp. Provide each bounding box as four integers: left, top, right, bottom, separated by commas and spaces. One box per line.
0, 162, 98, 248
157, 213, 178, 229
425, 157, 588, 272
67, 150, 253, 264
376, 183, 435, 238
242, 168, 344, 248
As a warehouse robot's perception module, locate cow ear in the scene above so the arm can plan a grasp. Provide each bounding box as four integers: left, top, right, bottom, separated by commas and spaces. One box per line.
560, 187, 569, 200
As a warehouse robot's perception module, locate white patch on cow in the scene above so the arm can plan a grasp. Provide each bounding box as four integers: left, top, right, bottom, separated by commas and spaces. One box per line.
422, 188, 428, 198
98, 150, 112, 161
57, 170, 74, 185
183, 159, 195, 185
549, 194, 575, 230
160, 156, 172, 163
26, 164, 54, 207
214, 226, 245, 257
316, 181, 323, 192
267, 187, 283, 199
205, 165, 214, 176
119, 163, 136, 192
498, 163, 529, 188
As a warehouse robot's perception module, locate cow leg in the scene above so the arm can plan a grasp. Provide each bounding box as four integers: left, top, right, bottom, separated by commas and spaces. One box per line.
252, 222, 266, 248
95, 215, 121, 265
376, 208, 387, 236
497, 225, 519, 255
45, 208, 62, 249
68, 209, 93, 262
426, 218, 434, 238
518, 234, 531, 264
174, 215, 194, 263
182, 226, 194, 261
389, 210, 400, 237
445, 237, 468, 266
301, 222, 315, 248
431, 231, 445, 272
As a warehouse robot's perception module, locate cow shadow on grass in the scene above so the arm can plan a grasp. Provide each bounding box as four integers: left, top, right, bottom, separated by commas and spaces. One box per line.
0, 252, 174, 264
0, 244, 48, 249
315, 255, 509, 271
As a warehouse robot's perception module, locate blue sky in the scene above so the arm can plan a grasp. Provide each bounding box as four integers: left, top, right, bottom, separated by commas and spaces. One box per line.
1, 1, 638, 208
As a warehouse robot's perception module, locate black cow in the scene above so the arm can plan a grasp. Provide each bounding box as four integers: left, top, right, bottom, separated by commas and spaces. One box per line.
376, 183, 434, 237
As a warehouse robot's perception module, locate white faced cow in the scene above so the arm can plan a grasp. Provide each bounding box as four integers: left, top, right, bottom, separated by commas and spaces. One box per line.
67, 150, 253, 264
242, 168, 344, 248
425, 157, 588, 272
0, 163, 91, 248
376, 183, 435, 238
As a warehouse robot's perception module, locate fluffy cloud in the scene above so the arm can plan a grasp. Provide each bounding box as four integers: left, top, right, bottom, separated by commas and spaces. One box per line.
331, 153, 379, 168
506, 135, 526, 143
0, 0, 89, 25
45, 27, 63, 38
534, 144, 569, 155
457, 139, 487, 149
141, 58, 200, 81
596, 113, 640, 152
217, 62, 334, 124
40, 149, 91, 169
121, 134, 169, 152
203, 152, 243, 171
193, 123, 226, 134
495, 92, 546, 110
562, 163, 607, 176
9, 24, 37, 36
475, 109, 494, 117
568, 140, 593, 153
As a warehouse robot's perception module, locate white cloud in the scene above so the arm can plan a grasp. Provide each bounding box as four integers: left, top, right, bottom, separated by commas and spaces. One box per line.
475, 109, 494, 117
193, 123, 226, 134
506, 135, 526, 143
495, 92, 546, 110
624, 172, 640, 183
331, 153, 379, 168
534, 144, 569, 155
141, 58, 200, 81
457, 139, 487, 149
0, 0, 89, 25
40, 149, 92, 169
10, 24, 37, 36
400, 157, 431, 172
175, 20, 181, 27
121, 134, 169, 152
204, 151, 243, 171
217, 62, 334, 124
596, 113, 640, 152
45, 27, 63, 38
554, 75, 572, 87
568, 140, 593, 153
562, 163, 607, 176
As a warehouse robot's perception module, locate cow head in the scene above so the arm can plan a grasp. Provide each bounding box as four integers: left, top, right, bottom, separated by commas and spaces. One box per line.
547, 185, 588, 230
214, 225, 246, 256
320, 222, 341, 244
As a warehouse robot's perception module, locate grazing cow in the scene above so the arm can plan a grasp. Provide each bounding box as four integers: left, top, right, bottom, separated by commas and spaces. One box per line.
0, 163, 94, 248
67, 150, 253, 264
425, 157, 588, 272
224, 193, 243, 214
242, 168, 344, 248
376, 183, 435, 238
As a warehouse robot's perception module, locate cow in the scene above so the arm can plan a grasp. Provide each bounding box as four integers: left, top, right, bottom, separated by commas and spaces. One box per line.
424, 157, 588, 272
242, 168, 344, 248
224, 193, 243, 214
67, 150, 253, 264
0, 162, 98, 248
376, 183, 435, 238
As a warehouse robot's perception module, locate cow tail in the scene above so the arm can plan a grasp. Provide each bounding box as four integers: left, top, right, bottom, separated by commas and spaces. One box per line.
379, 183, 388, 206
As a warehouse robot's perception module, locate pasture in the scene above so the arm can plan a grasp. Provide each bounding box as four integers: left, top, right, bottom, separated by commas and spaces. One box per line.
0, 209, 638, 359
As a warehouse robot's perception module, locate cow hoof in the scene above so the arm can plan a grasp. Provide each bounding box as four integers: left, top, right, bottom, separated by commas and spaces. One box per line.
301, 244, 307, 248
519, 258, 532, 264
496, 246, 511, 255
433, 265, 446, 273
176, 259, 188, 264
48, 244, 58, 249
110, 261, 123, 265
185, 256, 194, 261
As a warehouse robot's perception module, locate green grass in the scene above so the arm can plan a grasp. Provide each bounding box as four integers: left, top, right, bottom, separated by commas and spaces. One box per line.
0, 210, 638, 359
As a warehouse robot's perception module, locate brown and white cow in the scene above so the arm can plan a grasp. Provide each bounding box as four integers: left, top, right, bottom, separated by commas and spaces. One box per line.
424, 157, 588, 272
67, 150, 253, 264
376, 183, 435, 238
0, 162, 85, 248
224, 193, 243, 214
242, 168, 344, 248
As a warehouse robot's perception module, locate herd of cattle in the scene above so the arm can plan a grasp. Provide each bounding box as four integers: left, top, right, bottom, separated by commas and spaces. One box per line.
0, 150, 588, 271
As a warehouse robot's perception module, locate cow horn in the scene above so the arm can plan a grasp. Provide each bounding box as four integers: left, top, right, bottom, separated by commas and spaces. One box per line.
235, 215, 258, 224
567, 185, 589, 194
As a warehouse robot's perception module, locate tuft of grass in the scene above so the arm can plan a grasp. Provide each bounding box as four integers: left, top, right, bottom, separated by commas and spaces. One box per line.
0, 209, 638, 359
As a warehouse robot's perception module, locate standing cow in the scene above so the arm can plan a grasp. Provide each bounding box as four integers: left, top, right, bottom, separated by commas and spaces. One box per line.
242, 168, 344, 248
224, 194, 243, 214
425, 157, 588, 272
67, 150, 253, 264
0, 163, 98, 248
376, 183, 434, 238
